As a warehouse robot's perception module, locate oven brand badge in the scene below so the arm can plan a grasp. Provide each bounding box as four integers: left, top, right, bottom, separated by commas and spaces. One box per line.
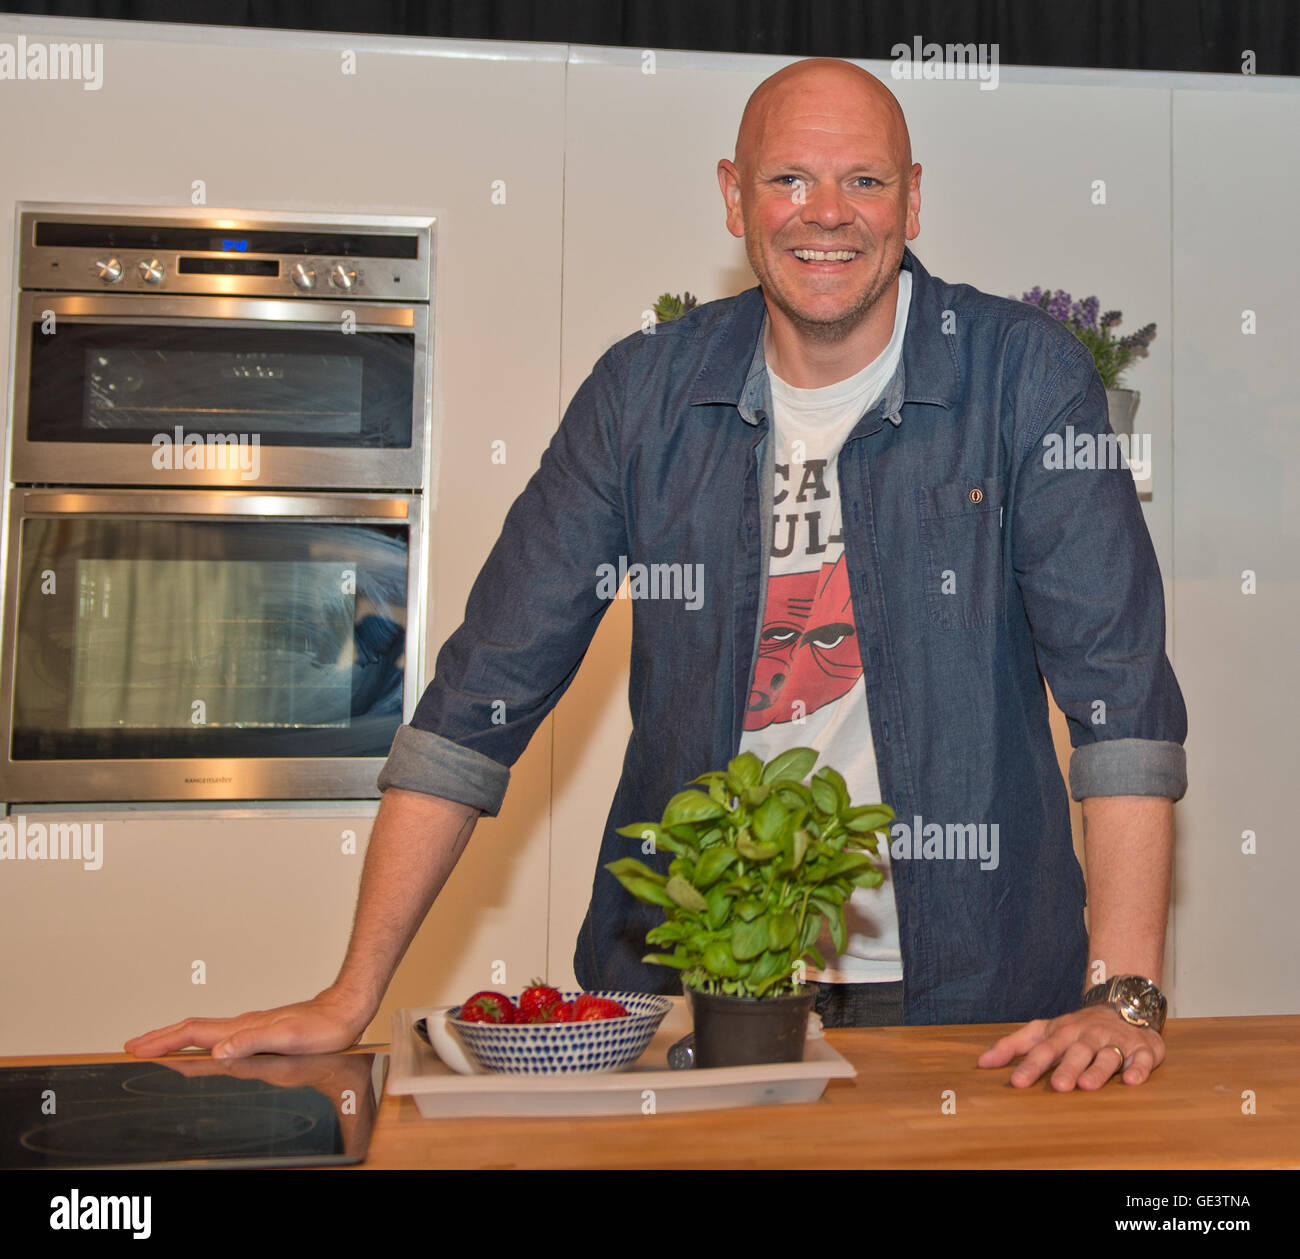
0, 37, 103, 90
151, 426, 261, 481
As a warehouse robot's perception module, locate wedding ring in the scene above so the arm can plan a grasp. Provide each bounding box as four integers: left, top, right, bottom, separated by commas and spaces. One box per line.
1103, 1045, 1126, 1069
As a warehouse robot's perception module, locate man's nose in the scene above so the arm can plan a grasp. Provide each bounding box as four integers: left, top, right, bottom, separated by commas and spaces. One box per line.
799, 180, 854, 228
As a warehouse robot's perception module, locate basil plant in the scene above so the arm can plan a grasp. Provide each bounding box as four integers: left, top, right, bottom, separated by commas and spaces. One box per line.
605, 748, 894, 998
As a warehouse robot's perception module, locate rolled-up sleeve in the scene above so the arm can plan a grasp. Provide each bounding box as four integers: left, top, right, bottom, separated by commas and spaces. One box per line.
377, 725, 511, 814
1010, 337, 1187, 802
376, 348, 631, 812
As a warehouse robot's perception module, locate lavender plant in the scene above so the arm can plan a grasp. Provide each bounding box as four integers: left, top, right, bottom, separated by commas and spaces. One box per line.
1015, 286, 1156, 389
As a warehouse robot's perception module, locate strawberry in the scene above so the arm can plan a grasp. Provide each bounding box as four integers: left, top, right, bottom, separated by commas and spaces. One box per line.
459, 991, 518, 1023
519, 978, 568, 1022
529, 1000, 574, 1024
571, 994, 628, 1021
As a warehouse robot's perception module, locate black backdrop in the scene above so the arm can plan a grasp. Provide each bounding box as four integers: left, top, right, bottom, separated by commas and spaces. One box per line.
2, 0, 1298, 76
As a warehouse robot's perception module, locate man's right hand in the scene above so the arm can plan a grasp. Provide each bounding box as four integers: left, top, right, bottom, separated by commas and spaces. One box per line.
122, 988, 371, 1056
123, 988, 370, 1059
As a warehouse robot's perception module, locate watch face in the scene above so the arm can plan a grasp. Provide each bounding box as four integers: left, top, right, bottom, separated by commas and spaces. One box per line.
1115, 976, 1162, 1024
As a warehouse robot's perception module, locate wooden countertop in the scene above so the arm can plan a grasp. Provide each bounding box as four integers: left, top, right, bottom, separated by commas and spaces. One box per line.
8, 1013, 1292, 1170
351, 1014, 1294, 1170
359, 1014, 1297, 1170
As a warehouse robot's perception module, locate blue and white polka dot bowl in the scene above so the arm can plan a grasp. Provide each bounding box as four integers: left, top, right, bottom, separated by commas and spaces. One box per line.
446, 991, 673, 1075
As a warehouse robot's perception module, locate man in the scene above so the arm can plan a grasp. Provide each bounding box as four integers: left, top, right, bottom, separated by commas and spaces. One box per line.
128, 58, 1186, 1092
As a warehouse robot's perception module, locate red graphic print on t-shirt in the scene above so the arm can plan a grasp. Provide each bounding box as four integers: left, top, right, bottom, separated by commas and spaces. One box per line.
745, 553, 862, 730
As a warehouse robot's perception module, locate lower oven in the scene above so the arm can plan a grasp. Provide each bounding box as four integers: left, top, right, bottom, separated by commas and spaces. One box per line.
0, 488, 423, 802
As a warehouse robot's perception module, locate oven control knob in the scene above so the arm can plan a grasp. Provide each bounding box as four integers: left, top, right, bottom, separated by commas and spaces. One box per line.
329, 263, 358, 291
95, 257, 124, 284
291, 262, 317, 290
137, 258, 166, 285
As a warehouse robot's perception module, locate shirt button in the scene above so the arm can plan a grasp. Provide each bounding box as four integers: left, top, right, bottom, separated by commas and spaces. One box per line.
969, 487, 983, 504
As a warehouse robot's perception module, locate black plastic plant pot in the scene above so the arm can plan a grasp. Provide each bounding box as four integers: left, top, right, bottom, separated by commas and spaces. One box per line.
686, 984, 818, 1068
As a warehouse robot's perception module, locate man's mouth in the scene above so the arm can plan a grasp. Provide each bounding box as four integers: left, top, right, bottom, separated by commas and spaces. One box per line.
791, 248, 858, 265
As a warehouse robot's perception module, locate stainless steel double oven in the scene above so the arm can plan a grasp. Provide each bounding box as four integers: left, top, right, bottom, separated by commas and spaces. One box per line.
1, 206, 435, 802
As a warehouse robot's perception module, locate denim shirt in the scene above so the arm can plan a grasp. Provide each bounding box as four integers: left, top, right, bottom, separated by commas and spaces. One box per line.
379, 246, 1188, 1025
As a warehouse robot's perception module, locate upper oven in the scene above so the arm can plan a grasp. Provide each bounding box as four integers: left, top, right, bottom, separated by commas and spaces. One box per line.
10, 207, 433, 490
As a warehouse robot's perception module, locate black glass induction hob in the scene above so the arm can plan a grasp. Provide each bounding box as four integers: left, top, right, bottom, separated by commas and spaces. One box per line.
0, 1053, 387, 1170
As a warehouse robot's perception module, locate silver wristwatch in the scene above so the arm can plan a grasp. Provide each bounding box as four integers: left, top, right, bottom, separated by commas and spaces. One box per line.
1082, 974, 1167, 1036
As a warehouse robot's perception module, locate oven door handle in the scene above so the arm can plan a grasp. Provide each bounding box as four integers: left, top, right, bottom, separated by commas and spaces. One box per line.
12, 489, 413, 519
17, 292, 418, 330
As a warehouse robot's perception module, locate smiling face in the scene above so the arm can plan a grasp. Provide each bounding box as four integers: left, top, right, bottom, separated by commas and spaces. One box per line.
718, 60, 921, 353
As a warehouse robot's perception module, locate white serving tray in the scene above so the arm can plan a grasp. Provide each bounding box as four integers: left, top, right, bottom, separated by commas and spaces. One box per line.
388, 998, 856, 1118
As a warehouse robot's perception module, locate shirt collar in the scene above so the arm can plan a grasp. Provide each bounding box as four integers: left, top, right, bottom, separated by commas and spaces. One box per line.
688, 245, 960, 427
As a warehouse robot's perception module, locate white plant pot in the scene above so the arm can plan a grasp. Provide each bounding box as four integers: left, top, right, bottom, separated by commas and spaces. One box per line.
1105, 387, 1140, 436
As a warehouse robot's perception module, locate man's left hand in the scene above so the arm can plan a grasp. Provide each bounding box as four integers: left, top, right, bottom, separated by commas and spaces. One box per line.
977, 1005, 1165, 1090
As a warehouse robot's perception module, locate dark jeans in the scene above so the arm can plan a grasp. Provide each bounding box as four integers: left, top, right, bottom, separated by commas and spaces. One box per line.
814, 980, 905, 1028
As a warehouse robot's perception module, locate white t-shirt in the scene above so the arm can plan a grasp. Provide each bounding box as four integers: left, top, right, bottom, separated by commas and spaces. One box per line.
739, 269, 911, 983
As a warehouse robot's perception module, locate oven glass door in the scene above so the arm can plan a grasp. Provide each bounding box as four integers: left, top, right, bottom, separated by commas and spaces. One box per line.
12, 296, 427, 489
3, 493, 418, 789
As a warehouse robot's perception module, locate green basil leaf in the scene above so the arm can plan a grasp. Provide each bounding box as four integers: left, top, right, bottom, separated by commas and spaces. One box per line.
614, 821, 658, 840
774, 784, 813, 811
827, 906, 847, 955
734, 898, 765, 922
809, 777, 838, 816
615, 822, 688, 856
731, 916, 770, 960
767, 910, 798, 951
736, 830, 781, 862
813, 766, 850, 813
843, 805, 896, 833
804, 944, 826, 970
728, 752, 763, 787
706, 887, 733, 930
641, 952, 692, 969
825, 851, 877, 879
693, 846, 737, 889
645, 921, 688, 945
612, 874, 677, 909
661, 789, 726, 827
851, 867, 885, 889
702, 940, 740, 978
665, 875, 708, 913
604, 857, 665, 884
687, 771, 727, 788
750, 796, 789, 844
751, 948, 786, 983
809, 896, 840, 928
753, 970, 793, 997
761, 747, 819, 785
790, 827, 810, 870
799, 911, 823, 951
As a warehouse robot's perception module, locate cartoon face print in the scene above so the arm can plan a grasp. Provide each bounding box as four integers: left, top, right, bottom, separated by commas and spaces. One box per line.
745, 552, 861, 730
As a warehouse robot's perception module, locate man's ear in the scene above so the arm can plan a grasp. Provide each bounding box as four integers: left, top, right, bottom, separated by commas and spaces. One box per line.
717, 159, 746, 240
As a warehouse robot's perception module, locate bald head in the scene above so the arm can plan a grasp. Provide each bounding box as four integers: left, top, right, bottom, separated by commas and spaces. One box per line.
716, 56, 921, 373
734, 58, 911, 179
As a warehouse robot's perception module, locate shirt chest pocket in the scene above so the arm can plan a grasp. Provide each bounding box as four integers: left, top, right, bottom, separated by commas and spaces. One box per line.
916, 475, 1006, 630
